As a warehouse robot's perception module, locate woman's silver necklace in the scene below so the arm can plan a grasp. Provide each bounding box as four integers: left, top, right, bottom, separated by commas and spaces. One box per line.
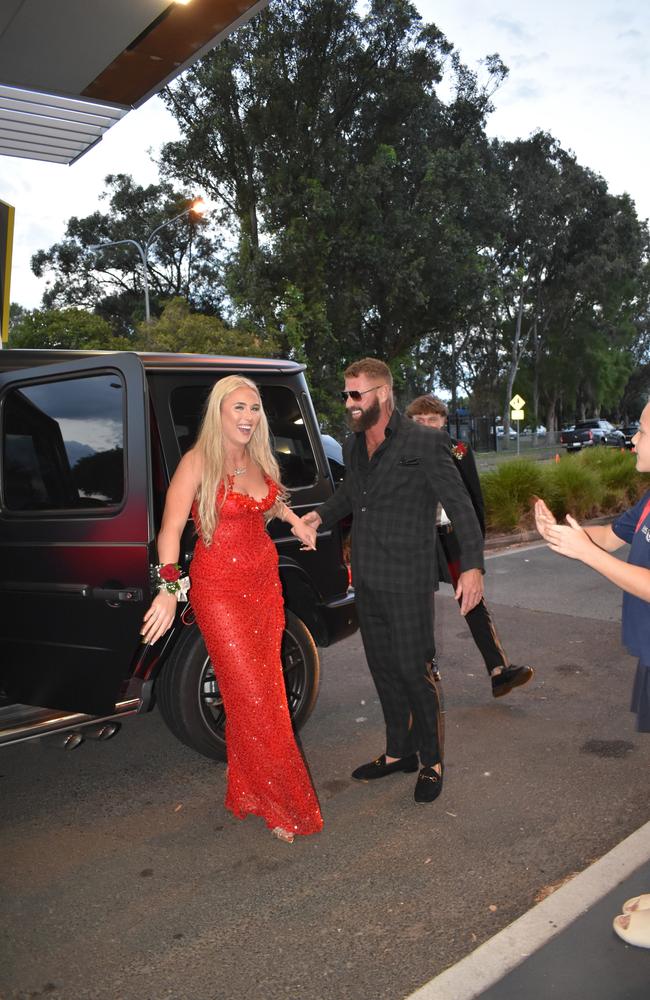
232, 465, 247, 476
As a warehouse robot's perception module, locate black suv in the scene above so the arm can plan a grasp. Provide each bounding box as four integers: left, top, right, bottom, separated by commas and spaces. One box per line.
0, 350, 356, 759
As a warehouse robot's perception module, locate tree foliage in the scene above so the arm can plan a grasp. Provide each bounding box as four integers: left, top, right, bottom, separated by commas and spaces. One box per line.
160, 0, 506, 422
30, 174, 222, 333
132, 298, 278, 356
9, 307, 130, 351
24, 0, 649, 430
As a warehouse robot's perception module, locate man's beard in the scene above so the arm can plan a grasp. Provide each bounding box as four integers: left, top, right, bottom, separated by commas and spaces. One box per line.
346, 397, 381, 432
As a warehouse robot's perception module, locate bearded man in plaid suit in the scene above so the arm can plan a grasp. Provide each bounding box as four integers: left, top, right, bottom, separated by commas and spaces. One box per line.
302, 359, 484, 803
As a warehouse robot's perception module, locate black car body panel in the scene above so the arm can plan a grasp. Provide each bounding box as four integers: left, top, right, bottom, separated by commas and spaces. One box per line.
0, 353, 153, 716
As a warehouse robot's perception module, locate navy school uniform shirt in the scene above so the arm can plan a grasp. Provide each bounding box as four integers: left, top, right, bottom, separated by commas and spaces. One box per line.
612, 491, 650, 659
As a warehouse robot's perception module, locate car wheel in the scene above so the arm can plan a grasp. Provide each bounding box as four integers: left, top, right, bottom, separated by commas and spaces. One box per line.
155, 609, 320, 761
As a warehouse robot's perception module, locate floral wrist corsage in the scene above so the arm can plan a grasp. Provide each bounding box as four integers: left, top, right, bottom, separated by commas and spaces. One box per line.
153, 563, 191, 602
451, 442, 468, 461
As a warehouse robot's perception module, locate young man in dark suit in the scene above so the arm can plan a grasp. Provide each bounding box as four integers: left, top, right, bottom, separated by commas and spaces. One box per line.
406, 394, 534, 698
302, 359, 485, 803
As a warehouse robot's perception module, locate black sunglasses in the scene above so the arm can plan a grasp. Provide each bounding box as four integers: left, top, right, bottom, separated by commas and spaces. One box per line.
340, 384, 384, 402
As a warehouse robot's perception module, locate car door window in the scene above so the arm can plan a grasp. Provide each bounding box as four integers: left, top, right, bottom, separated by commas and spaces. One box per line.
170, 382, 317, 489
2, 373, 124, 512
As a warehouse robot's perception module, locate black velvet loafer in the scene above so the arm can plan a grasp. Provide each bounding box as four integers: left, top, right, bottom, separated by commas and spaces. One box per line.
351, 753, 419, 781
491, 664, 534, 698
414, 765, 443, 803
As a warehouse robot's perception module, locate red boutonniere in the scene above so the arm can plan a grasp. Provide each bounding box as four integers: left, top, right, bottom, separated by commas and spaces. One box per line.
451, 442, 468, 460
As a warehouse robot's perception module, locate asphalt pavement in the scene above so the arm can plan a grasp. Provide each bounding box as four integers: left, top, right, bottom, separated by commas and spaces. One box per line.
409, 821, 650, 1000
412, 541, 650, 1000
2, 541, 650, 1000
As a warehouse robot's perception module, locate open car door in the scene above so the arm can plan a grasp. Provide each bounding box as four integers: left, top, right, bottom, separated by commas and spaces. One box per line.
0, 353, 153, 715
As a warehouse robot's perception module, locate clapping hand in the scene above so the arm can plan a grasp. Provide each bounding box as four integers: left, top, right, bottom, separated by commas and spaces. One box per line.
533, 495, 557, 541
545, 514, 593, 561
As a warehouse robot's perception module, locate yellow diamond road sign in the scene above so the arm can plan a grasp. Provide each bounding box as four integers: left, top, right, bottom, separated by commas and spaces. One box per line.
510, 393, 525, 410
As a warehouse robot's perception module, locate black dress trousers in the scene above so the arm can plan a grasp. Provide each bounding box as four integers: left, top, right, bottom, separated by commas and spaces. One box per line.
355, 583, 443, 767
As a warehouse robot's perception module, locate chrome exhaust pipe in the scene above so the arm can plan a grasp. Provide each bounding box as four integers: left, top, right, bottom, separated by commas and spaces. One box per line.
84, 722, 121, 741
62, 732, 84, 750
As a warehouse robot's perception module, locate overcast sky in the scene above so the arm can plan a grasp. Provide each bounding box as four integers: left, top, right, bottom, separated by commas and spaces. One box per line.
1, 0, 648, 310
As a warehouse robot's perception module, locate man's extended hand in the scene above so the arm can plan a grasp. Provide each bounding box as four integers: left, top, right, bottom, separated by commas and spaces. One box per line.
302, 511, 322, 529
454, 568, 483, 616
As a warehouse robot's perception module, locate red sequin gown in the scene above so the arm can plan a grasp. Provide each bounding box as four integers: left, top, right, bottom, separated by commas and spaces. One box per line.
190, 475, 323, 836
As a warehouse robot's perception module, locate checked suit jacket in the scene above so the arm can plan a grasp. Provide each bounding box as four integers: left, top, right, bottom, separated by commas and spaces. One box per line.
318, 410, 484, 594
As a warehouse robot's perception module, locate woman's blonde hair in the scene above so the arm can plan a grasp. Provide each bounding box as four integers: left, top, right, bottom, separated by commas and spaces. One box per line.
195, 375, 283, 544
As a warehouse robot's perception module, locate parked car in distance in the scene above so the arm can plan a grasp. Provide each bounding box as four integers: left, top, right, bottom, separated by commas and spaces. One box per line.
496, 425, 517, 439
619, 422, 640, 450
560, 419, 625, 451
522, 424, 547, 436
0, 350, 357, 760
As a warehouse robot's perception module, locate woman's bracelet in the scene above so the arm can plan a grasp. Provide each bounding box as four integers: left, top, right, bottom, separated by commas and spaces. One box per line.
152, 563, 191, 602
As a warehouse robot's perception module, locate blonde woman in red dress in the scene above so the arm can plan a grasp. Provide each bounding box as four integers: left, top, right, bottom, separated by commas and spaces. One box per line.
141, 375, 322, 842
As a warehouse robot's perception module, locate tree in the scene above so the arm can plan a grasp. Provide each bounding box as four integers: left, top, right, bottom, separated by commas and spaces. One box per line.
31, 174, 222, 333
531, 187, 646, 427
9, 303, 27, 331
8, 308, 130, 350
619, 259, 650, 420
159, 0, 506, 421
132, 298, 278, 356
457, 133, 648, 437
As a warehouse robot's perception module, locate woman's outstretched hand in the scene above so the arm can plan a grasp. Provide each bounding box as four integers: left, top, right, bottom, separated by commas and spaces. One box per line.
141, 590, 178, 645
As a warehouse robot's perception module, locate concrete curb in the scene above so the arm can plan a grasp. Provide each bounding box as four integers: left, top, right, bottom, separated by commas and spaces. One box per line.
404, 819, 650, 1000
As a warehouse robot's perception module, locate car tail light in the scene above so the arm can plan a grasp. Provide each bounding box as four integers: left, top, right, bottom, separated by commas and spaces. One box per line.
589, 431, 593, 441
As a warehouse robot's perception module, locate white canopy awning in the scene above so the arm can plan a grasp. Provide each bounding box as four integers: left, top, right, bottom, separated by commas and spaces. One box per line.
0, 0, 268, 166
0, 84, 128, 165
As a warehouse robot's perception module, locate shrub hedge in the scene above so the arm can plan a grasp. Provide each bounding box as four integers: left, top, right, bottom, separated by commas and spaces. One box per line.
482, 448, 650, 535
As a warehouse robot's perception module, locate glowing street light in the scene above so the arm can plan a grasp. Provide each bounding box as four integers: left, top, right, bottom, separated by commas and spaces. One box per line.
88, 199, 208, 322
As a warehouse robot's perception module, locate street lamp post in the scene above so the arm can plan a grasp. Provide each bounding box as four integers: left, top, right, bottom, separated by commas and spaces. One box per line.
88, 199, 207, 322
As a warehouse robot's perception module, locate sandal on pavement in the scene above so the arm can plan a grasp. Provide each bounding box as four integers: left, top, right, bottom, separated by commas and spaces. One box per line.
623, 894, 650, 913
271, 827, 295, 844
613, 910, 650, 948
